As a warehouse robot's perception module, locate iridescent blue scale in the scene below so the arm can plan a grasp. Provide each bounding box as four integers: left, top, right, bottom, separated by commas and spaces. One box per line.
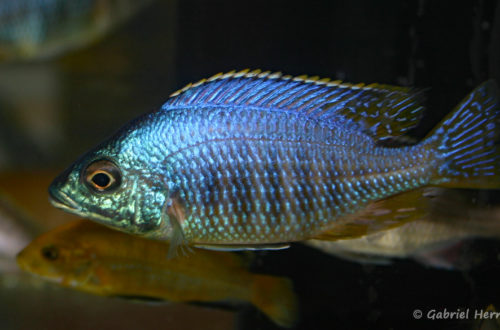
149, 102, 435, 243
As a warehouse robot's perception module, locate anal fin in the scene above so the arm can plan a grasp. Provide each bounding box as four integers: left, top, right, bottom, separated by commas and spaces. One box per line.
313, 188, 431, 241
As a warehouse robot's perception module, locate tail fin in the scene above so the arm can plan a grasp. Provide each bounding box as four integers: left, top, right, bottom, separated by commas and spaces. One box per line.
250, 274, 298, 328
428, 80, 500, 188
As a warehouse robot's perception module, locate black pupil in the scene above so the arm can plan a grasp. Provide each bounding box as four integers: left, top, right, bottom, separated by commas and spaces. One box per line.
41, 246, 58, 260
92, 172, 111, 188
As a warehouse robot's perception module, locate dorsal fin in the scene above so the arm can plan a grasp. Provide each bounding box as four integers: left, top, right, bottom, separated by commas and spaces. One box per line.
162, 69, 426, 139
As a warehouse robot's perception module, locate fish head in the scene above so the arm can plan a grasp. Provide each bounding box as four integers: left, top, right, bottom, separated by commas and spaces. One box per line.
48, 132, 172, 239
16, 223, 94, 285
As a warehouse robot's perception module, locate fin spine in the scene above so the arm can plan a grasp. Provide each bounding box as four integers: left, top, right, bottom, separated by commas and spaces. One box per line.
163, 69, 427, 140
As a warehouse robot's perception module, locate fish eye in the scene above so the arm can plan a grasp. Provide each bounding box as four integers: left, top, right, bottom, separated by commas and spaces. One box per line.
83, 159, 122, 193
41, 246, 59, 261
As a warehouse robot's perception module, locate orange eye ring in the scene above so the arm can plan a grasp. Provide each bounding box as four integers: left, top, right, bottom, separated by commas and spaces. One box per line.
82, 159, 122, 193
87, 170, 115, 190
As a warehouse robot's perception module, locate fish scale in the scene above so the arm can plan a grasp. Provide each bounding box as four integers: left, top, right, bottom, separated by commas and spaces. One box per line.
161, 107, 433, 243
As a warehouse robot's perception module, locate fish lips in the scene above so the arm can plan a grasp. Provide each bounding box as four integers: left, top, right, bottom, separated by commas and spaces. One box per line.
48, 163, 82, 211
48, 185, 81, 214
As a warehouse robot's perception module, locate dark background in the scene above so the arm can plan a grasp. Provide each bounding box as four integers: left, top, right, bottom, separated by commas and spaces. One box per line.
1, 0, 500, 329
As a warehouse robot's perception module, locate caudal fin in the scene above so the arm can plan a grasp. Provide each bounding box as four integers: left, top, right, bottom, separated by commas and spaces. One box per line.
428, 80, 500, 189
250, 274, 298, 328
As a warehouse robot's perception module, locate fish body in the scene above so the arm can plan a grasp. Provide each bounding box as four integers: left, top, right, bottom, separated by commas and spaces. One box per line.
49, 70, 500, 251
0, 0, 154, 61
16, 220, 298, 327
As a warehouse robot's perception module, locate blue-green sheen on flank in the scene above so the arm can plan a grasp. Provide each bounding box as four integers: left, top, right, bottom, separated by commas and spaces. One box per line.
48, 70, 500, 251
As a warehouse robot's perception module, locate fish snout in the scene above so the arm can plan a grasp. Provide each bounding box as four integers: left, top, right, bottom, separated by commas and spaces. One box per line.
16, 247, 31, 272
48, 177, 80, 213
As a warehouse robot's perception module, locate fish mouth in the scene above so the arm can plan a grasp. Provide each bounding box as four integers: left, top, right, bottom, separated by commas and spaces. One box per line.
15, 250, 29, 271
48, 189, 81, 214
48, 185, 118, 225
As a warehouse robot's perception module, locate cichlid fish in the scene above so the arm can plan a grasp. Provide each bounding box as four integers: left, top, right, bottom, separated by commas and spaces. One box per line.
48, 69, 500, 254
16, 220, 298, 327
0, 0, 154, 61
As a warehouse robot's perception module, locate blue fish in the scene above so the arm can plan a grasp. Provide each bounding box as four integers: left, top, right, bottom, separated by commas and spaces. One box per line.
48, 69, 500, 254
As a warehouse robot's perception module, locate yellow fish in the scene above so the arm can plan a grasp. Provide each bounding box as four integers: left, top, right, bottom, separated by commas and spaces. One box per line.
16, 220, 298, 327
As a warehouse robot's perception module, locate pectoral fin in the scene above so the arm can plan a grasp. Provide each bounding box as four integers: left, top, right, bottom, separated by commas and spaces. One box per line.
162, 196, 192, 258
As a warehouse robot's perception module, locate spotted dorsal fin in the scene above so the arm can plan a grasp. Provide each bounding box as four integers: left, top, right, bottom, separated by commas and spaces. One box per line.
162, 69, 426, 140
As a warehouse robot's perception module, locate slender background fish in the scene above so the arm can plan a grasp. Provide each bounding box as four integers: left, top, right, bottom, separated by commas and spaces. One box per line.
49, 70, 500, 253
305, 187, 500, 269
0, 0, 154, 61
306, 219, 483, 270
16, 220, 298, 328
